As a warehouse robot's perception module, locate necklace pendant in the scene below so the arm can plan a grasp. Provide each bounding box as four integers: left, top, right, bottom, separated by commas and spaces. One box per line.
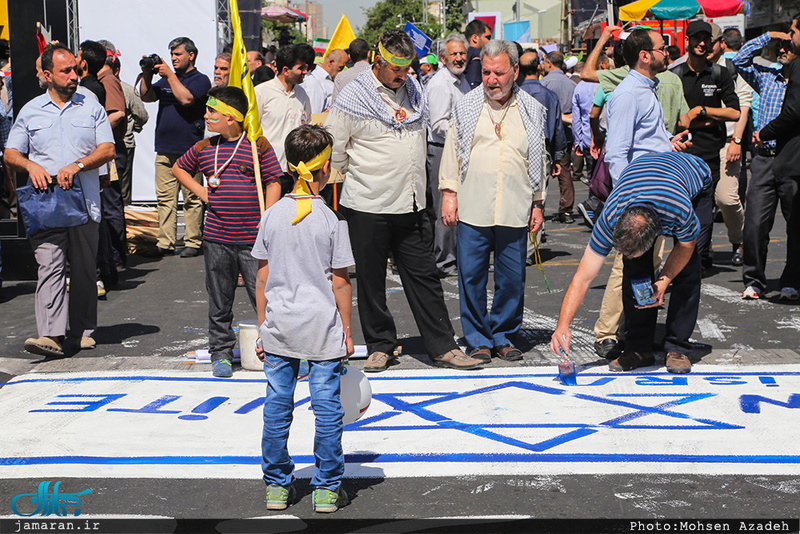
494, 123, 502, 137
208, 175, 220, 188
395, 108, 407, 121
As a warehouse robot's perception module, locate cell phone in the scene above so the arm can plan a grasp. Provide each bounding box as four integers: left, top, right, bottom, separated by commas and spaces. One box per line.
686, 133, 692, 143
632, 276, 657, 307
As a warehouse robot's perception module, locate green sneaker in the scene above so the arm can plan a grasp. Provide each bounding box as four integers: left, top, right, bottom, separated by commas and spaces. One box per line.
266, 484, 296, 510
312, 486, 349, 513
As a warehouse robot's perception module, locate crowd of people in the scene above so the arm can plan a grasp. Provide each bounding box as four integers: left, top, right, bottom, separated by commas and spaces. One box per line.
2, 17, 800, 513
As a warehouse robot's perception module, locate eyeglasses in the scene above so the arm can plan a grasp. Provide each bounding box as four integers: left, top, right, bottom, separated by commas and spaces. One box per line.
647, 46, 669, 54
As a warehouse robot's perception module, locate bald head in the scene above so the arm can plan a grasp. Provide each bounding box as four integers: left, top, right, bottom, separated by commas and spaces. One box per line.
323, 49, 347, 79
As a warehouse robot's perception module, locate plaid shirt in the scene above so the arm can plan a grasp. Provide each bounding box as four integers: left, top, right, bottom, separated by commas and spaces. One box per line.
733, 33, 788, 149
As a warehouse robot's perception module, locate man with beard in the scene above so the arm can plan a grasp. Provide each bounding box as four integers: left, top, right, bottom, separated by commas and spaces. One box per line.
425, 33, 470, 278
213, 53, 231, 87
737, 17, 800, 300
326, 30, 483, 372
671, 21, 740, 274
439, 40, 547, 364
141, 37, 211, 258
5, 43, 115, 356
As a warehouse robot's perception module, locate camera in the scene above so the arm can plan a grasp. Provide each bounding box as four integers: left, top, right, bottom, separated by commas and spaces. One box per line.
139, 54, 163, 70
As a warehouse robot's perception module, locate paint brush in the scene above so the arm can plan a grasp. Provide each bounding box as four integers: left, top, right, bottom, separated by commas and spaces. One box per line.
558, 348, 577, 386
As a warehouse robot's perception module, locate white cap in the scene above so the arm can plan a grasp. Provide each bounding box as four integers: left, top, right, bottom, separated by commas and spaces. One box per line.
564, 56, 578, 70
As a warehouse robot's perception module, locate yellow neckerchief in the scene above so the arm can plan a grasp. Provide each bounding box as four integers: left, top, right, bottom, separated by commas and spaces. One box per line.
378, 41, 412, 67
206, 96, 244, 122
287, 145, 332, 224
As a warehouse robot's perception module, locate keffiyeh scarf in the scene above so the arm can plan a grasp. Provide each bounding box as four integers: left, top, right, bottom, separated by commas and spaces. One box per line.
331, 68, 428, 131
451, 84, 547, 192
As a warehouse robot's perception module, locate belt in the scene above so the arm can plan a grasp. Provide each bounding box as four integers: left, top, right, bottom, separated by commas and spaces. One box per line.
756, 147, 777, 158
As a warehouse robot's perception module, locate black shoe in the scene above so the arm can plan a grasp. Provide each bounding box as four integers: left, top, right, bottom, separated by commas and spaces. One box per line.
554, 212, 574, 224
180, 247, 200, 258
609, 351, 655, 372
156, 247, 172, 257
731, 244, 743, 266
577, 202, 594, 228
594, 339, 622, 359
469, 346, 492, 364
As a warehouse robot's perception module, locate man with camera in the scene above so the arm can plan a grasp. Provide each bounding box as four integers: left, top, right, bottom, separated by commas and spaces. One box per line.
140, 37, 211, 257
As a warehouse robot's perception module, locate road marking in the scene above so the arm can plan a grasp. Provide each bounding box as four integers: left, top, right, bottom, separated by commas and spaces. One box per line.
1, 366, 798, 479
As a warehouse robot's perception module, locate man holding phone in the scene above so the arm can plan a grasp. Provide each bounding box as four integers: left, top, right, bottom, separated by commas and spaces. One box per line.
550, 152, 712, 374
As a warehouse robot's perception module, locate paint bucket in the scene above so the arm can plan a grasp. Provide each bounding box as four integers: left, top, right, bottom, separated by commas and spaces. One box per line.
340, 364, 372, 425
238, 320, 262, 371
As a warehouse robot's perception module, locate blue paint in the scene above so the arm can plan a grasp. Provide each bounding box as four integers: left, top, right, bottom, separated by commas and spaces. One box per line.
30, 394, 126, 413
704, 376, 748, 385
740, 393, 800, 414
178, 396, 229, 421
233, 398, 265, 414
634, 376, 689, 386
107, 395, 182, 414
1, 452, 799, 466
758, 376, 779, 387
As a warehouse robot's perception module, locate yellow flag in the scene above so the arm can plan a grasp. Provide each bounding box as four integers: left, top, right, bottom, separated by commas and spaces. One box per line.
228, 0, 262, 143
325, 15, 356, 58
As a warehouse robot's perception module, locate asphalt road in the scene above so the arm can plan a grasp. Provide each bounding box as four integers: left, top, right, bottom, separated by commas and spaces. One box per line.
0, 181, 798, 533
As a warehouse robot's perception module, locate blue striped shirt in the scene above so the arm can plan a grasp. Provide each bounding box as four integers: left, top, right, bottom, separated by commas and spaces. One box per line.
733, 33, 788, 150
589, 152, 712, 256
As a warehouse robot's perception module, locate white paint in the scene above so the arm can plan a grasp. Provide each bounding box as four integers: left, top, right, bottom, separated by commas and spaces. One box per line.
696, 314, 731, 341
701, 284, 770, 309
776, 317, 800, 332
1, 366, 799, 480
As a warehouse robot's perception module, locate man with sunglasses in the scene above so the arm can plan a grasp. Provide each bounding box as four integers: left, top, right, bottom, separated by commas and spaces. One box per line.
734, 16, 800, 301
671, 21, 740, 275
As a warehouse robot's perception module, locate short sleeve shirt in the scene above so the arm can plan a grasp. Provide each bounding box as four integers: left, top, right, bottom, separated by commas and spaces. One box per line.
251, 197, 355, 361
176, 135, 283, 244
589, 152, 712, 256
153, 68, 211, 154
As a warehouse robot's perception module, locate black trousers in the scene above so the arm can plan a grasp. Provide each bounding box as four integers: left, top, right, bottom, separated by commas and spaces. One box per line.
97, 142, 128, 282
340, 206, 457, 358
696, 156, 720, 266
621, 187, 712, 354
742, 155, 800, 292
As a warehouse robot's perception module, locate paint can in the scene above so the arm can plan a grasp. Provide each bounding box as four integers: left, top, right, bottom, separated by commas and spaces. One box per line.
340, 364, 372, 425
238, 319, 262, 371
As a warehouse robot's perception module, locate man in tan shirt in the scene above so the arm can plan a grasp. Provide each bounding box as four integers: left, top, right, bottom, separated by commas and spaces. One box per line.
326, 30, 482, 372
440, 40, 547, 363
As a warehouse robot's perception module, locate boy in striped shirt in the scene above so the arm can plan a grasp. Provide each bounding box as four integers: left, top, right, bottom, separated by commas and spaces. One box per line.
173, 86, 283, 377
551, 152, 712, 374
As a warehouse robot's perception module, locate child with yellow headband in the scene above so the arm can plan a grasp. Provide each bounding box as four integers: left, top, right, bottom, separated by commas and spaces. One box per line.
251, 124, 354, 513
173, 86, 283, 378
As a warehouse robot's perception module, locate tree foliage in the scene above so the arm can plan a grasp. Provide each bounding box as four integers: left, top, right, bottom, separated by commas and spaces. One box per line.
262, 20, 307, 46
358, 0, 444, 48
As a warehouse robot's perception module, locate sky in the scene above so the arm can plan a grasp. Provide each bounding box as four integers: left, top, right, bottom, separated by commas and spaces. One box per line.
321, 0, 372, 36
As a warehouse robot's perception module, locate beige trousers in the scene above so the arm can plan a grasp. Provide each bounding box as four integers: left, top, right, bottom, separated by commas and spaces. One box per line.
155, 153, 204, 250
594, 236, 666, 342
718, 141, 745, 246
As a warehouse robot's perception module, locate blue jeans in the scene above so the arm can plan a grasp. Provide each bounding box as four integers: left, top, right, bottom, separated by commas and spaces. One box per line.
457, 223, 527, 350
261, 354, 344, 489
203, 240, 259, 362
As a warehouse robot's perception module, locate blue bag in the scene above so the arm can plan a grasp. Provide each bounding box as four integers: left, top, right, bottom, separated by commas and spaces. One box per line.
16, 176, 89, 236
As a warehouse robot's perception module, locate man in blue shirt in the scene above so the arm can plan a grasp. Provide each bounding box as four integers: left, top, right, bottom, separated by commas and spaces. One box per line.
736, 23, 800, 300
141, 37, 211, 258
4, 43, 115, 357
551, 152, 712, 375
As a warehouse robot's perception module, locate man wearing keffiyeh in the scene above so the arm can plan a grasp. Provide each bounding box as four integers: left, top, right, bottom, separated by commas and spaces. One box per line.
439, 40, 547, 364
325, 30, 483, 373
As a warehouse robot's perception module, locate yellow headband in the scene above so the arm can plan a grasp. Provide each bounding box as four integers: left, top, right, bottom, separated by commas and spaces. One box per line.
378, 41, 412, 67
206, 96, 244, 122
287, 145, 332, 224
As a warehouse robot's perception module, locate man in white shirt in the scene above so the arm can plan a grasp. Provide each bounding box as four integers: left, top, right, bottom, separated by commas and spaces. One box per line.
301, 49, 347, 114
440, 40, 546, 364
254, 44, 311, 180
326, 30, 483, 372
425, 33, 470, 278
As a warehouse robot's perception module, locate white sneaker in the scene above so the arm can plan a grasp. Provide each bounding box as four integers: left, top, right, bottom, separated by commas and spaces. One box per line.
742, 286, 760, 300
780, 287, 799, 300
97, 280, 106, 298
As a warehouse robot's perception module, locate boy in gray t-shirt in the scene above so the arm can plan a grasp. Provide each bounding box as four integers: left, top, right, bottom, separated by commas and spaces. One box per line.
252, 124, 354, 513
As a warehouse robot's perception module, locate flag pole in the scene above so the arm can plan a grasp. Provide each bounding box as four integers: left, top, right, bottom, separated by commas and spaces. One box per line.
252, 142, 265, 213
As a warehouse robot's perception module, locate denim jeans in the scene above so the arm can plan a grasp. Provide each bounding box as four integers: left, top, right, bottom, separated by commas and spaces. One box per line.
261, 354, 344, 489
203, 240, 259, 362
456, 223, 527, 351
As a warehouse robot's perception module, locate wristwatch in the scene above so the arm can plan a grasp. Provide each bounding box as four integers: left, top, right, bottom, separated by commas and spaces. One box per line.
699, 106, 707, 118
733, 136, 742, 145
75, 161, 85, 171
